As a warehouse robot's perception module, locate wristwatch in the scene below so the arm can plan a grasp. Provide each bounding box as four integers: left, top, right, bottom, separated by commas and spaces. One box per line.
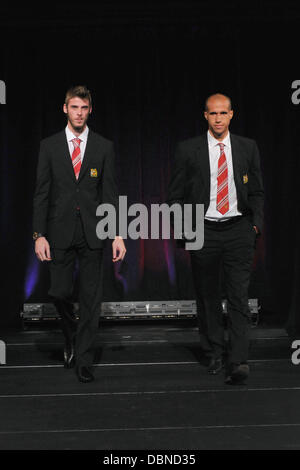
33, 232, 44, 241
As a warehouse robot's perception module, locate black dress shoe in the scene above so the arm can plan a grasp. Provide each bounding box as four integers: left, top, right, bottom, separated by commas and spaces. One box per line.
76, 366, 95, 383
225, 363, 249, 385
64, 338, 75, 369
207, 358, 224, 375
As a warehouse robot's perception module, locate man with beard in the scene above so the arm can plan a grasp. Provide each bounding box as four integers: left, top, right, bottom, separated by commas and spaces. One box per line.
167, 93, 264, 384
33, 85, 126, 382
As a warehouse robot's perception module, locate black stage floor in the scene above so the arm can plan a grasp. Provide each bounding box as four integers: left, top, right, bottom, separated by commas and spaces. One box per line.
0, 319, 299, 450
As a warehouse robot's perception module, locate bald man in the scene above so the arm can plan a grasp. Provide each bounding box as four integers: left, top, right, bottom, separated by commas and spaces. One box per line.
167, 94, 264, 384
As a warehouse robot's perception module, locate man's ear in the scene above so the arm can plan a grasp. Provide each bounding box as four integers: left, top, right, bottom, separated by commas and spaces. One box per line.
63, 103, 68, 114
89, 106, 92, 114
204, 111, 208, 121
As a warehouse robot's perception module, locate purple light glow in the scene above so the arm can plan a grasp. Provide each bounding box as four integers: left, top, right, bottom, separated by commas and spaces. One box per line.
164, 239, 176, 285
25, 254, 40, 300
114, 262, 128, 294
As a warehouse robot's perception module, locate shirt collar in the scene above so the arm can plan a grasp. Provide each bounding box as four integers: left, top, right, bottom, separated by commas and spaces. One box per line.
65, 125, 89, 143
207, 130, 231, 149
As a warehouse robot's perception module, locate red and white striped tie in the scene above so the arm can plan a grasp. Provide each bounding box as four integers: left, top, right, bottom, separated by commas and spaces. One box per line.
216, 142, 229, 214
71, 138, 81, 179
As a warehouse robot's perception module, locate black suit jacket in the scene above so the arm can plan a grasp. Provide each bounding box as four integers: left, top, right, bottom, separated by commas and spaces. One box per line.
33, 129, 119, 249
167, 133, 264, 234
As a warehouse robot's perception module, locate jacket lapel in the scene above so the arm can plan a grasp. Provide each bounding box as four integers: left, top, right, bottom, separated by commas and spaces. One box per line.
197, 134, 211, 199
230, 133, 244, 194
54, 131, 77, 182
77, 131, 95, 182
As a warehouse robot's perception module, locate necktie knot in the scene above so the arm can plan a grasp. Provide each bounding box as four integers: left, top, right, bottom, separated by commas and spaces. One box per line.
218, 142, 225, 152
72, 137, 81, 148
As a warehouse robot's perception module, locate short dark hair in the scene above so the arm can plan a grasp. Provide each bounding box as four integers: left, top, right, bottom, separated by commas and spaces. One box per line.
204, 93, 232, 111
65, 85, 92, 106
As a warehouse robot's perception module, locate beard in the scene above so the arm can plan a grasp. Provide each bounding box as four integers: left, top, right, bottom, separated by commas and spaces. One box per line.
68, 115, 89, 133
211, 125, 228, 139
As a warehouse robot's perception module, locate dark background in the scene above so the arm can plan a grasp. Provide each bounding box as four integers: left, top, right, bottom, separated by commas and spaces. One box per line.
1, 1, 299, 331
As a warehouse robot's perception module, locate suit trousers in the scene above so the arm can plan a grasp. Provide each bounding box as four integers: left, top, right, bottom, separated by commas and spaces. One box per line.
48, 211, 103, 367
190, 216, 256, 364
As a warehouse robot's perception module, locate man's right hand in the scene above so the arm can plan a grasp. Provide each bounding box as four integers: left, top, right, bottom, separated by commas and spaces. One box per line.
35, 237, 52, 262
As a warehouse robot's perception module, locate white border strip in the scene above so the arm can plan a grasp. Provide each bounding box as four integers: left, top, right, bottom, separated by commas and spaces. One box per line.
0, 423, 300, 435
5, 336, 288, 346
0, 386, 300, 399
0, 358, 291, 370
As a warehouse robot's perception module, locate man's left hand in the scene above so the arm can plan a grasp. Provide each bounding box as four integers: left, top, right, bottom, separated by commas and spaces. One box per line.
112, 236, 126, 262
253, 226, 259, 234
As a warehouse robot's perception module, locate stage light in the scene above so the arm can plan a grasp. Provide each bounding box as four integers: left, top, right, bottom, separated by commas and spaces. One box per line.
21, 299, 259, 327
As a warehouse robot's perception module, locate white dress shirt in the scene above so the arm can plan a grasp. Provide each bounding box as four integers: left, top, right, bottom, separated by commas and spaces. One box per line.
205, 130, 242, 221
65, 125, 89, 161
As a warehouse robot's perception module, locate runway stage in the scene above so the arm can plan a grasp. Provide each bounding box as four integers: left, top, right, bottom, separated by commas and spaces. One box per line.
0, 319, 298, 450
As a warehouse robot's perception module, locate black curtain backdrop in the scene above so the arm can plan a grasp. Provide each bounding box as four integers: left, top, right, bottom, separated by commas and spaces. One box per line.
1, 2, 299, 331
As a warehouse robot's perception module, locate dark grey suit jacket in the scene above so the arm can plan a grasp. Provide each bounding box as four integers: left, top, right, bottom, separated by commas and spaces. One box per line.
33, 129, 119, 249
167, 133, 264, 234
